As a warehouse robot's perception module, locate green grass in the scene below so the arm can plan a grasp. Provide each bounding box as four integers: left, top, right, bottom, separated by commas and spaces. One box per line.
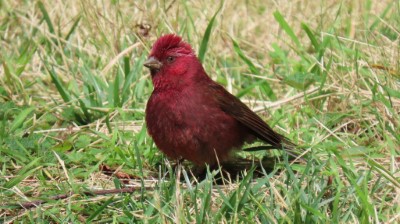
1, 0, 399, 223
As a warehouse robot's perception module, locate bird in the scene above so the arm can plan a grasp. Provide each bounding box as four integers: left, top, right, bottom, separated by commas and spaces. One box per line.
144, 34, 297, 166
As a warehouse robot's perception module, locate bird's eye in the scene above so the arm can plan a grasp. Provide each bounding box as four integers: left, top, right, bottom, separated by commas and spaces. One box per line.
166, 56, 175, 63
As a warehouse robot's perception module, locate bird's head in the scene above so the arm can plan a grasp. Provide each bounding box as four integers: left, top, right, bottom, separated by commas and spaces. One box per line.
144, 34, 203, 89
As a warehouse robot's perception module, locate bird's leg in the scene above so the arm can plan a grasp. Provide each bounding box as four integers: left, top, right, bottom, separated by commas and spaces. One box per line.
173, 158, 185, 170
173, 158, 185, 177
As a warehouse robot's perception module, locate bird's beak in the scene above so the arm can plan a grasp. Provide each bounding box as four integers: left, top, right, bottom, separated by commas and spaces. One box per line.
143, 57, 162, 70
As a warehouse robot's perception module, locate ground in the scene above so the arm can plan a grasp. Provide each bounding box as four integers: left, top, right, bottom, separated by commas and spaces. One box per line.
0, 0, 399, 223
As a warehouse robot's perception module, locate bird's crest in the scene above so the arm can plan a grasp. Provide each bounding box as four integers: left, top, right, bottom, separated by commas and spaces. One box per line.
150, 34, 194, 58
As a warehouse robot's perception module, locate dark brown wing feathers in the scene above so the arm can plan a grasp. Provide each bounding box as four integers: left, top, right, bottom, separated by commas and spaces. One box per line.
210, 83, 296, 150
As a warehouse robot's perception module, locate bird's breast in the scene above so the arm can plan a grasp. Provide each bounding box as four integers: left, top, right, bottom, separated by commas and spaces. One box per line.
145, 88, 250, 165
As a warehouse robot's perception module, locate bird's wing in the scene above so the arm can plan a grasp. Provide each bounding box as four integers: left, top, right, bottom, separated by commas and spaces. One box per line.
208, 82, 295, 150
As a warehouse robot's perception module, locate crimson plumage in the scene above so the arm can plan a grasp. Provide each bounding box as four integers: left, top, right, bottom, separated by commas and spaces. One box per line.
144, 34, 295, 165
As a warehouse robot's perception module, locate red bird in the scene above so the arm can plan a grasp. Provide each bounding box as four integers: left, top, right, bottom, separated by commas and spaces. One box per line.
144, 34, 296, 165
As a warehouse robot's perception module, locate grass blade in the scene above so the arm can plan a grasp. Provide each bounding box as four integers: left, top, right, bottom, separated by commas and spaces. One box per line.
198, 4, 222, 62
369, 1, 393, 31
65, 15, 81, 41
16, 41, 37, 76
232, 39, 276, 100
232, 39, 259, 75
10, 107, 34, 132
301, 23, 319, 51
273, 11, 303, 50
86, 197, 115, 222
113, 73, 121, 107
46, 65, 71, 103
3, 157, 42, 189
37, 1, 55, 34
367, 158, 400, 188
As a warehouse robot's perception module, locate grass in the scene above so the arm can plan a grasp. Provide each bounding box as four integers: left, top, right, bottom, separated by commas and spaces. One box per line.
1, 0, 399, 223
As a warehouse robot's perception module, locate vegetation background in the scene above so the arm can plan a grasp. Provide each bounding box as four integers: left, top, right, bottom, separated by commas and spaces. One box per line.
0, 0, 399, 223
